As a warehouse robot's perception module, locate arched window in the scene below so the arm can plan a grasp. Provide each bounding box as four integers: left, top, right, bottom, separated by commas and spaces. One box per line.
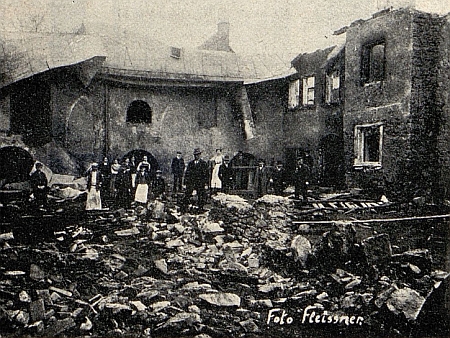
126, 100, 152, 123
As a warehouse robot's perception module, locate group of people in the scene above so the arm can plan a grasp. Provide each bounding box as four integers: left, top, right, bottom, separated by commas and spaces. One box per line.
85, 155, 166, 211
173, 148, 313, 212
28, 148, 312, 213
252, 156, 312, 200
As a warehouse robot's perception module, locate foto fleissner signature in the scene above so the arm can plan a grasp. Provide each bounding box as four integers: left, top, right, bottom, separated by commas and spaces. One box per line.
266, 306, 364, 326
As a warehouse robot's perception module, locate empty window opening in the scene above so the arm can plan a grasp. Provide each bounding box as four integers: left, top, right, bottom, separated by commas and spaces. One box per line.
361, 40, 386, 84
354, 123, 383, 167
126, 100, 152, 123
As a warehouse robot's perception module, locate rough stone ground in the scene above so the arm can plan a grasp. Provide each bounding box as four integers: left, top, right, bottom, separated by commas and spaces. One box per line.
0, 191, 449, 337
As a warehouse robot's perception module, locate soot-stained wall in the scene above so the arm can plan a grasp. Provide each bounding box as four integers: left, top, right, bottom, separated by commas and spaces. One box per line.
343, 9, 414, 199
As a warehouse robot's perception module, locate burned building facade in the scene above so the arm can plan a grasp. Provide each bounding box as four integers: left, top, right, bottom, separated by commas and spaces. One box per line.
0, 26, 292, 177
287, 7, 450, 201
1, 8, 450, 202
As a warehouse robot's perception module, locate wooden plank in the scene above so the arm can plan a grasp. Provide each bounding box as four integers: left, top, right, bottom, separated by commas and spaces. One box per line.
293, 213, 450, 225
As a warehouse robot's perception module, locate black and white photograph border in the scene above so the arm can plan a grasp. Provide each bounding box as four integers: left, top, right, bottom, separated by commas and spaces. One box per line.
1, 0, 450, 337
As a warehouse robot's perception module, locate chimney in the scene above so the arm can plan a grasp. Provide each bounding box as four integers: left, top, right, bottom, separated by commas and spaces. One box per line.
198, 21, 233, 52
377, 0, 416, 10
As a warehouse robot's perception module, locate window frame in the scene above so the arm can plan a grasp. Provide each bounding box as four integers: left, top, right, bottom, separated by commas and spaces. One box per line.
361, 39, 386, 85
288, 79, 300, 109
354, 122, 384, 168
302, 75, 315, 106
325, 70, 340, 104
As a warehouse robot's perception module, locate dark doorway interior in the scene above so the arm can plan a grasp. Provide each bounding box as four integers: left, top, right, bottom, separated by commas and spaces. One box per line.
10, 76, 52, 147
0, 146, 34, 186
318, 133, 345, 189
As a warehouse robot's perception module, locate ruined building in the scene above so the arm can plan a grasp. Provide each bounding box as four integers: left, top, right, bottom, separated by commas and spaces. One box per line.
287, 7, 450, 201
1, 7, 450, 202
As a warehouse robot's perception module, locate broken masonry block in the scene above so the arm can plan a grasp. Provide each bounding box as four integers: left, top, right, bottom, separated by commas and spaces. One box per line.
43, 317, 76, 336
49, 286, 73, 297
29, 299, 45, 322
30, 264, 45, 281
362, 233, 392, 266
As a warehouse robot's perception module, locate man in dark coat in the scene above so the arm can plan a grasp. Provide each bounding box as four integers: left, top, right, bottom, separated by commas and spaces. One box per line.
171, 151, 185, 193
99, 157, 110, 199
116, 158, 132, 209
254, 159, 270, 198
231, 150, 246, 190
270, 161, 287, 196
218, 155, 234, 193
181, 148, 209, 213
292, 157, 311, 201
30, 162, 48, 209
152, 170, 166, 199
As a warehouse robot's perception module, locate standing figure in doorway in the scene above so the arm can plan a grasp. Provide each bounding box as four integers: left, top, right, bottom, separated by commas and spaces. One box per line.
292, 157, 311, 201
210, 148, 224, 193
117, 158, 132, 209
134, 164, 150, 205
231, 150, 246, 190
270, 161, 287, 196
181, 148, 209, 213
171, 151, 185, 193
86, 163, 103, 210
254, 159, 270, 198
110, 158, 121, 201
99, 156, 110, 201
218, 155, 234, 193
30, 162, 48, 209
130, 156, 137, 191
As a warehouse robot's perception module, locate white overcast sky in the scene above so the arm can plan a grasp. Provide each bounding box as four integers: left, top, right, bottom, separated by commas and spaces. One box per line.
1, 0, 449, 60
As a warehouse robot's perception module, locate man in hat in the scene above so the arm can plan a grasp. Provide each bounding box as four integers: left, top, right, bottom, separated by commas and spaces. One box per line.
292, 156, 311, 201
30, 162, 48, 209
171, 151, 185, 193
181, 148, 209, 213
218, 155, 234, 193
254, 159, 269, 198
152, 169, 166, 199
270, 161, 287, 196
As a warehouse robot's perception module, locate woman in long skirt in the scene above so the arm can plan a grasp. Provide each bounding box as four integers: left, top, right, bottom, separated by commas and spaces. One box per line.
109, 158, 121, 200
86, 163, 103, 210
210, 148, 224, 192
134, 165, 150, 204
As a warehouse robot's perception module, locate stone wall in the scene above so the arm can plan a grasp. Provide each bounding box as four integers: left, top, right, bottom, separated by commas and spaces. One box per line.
343, 9, 414, 200
436, 15, 450, 200
51, 70, 106, 169
105, 83, 245, 175
409, 12, 445, 201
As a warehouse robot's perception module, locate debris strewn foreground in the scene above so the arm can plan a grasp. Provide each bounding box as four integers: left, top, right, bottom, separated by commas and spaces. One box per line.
0, 193, 449, 337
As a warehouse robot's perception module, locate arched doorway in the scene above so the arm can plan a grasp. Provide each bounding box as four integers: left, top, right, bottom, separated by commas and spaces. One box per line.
0, 146, 34, 187
318, 134, 345, 189
121, 149, 159, 176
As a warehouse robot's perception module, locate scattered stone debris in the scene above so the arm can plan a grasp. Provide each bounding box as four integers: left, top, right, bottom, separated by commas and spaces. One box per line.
0, 191, 448, 337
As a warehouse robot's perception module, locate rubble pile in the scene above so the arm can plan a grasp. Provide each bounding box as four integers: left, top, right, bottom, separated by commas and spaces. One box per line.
0, 194, 449, 337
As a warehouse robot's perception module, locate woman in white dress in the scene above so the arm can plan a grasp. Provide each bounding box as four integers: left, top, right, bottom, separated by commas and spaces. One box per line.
134, 165, 150, 204
86, 163, 102, 210
210, 148, 224, 192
